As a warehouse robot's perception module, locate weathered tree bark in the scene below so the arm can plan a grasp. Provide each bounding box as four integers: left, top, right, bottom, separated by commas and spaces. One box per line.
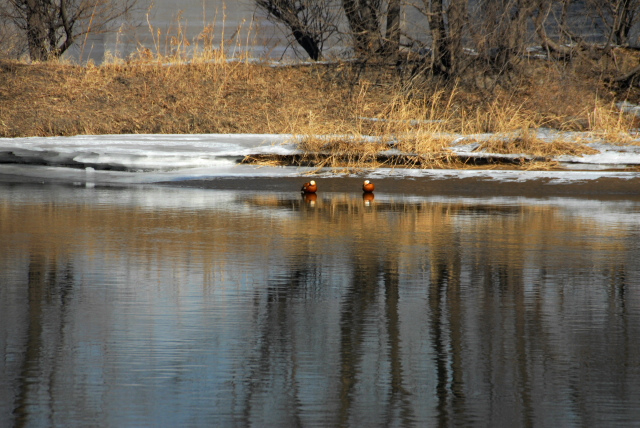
423, 0, 467, 77
424, 0, 451, 76
342, 0, 383, 55
609, 63, 640, 87
256, 0, 640, 84
447, 0, 467, 75
58, 0, 76, 55
613, 0, 638, 45
291, 27, 321, 60
384, 0, 401, 59
25, 0, 49, 60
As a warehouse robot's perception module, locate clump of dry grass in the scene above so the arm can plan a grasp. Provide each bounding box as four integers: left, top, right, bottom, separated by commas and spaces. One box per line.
584, 100, 638, 144
476, 131, 599, 157
296, 136, 388, 167
263, 77, 616, 170
241, 135, 392, 171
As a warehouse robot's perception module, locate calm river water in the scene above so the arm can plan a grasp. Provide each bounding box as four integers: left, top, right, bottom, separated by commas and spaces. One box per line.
2, 181, 640, 427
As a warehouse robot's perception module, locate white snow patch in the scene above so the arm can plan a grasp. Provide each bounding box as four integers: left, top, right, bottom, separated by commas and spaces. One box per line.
1, 132, 639, 184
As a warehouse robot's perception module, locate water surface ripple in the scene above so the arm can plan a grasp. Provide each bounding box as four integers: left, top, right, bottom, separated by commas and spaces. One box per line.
1, 183, 639, 427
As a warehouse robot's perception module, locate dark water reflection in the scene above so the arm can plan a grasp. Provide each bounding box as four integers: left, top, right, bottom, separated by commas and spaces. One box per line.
2, 182, 640, 427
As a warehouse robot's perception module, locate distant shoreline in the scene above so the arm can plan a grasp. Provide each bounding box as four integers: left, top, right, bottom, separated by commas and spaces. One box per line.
2, 169, 640, 199
2, 53, 640, 173
158, 175, 640, 198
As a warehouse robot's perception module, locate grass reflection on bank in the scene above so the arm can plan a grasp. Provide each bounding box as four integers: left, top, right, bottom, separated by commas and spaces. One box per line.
1, 184, 639, 427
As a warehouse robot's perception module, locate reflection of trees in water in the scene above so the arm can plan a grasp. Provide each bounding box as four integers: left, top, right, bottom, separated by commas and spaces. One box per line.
382, 257, 415, 426
238, 197, 422, 426
269, 194, 637, 425
429, 243, 467, 426
3, 190, 639, 425
236, 264, 315, 427
12, 254, 74, 428
337, 252, 380, 425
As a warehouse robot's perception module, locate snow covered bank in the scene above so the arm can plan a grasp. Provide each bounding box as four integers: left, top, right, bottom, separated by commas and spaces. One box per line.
0, 132, 639, 185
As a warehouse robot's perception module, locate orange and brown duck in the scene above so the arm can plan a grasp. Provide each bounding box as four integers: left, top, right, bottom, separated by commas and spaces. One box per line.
362, 180, 375, 193
301, 180, 317, 194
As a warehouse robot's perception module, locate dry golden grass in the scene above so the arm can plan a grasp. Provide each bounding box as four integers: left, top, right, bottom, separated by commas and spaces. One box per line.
476, 131, 600, 157
1, 24, 640, 170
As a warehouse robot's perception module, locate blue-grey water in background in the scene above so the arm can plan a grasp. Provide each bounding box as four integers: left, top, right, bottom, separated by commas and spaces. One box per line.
75, 0, 271, 63
74, 0, 629, 64
2, 182, 640, 427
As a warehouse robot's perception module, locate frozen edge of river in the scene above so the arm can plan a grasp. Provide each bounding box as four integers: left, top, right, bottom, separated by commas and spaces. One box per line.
0, 131, 640, 189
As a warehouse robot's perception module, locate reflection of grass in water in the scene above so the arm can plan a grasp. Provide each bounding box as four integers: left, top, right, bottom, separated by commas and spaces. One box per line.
1, 196, 628, 287
244, 194, 627, 268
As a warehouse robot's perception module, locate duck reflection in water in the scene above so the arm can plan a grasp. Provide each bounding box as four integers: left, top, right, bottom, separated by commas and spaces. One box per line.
303, 192, 317, 206
363, 192, 374, 206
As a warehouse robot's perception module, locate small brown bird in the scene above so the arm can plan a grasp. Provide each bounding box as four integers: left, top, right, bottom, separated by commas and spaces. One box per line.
362, 179, 375, 193
301, 180, 317, 194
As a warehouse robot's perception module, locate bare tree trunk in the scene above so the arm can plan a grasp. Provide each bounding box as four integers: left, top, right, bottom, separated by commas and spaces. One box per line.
588, 0, 640, 46
342, 0, 383, 55
291, 27, 321, 60
425, 0, 451, 75
384, 0, 401, 59
423, 0, 467, 77
58, 0, 76, 54
25, 0, 49, 60
613, 0, 638, 45
447, 0, 467, 76
256, 0, 338, 60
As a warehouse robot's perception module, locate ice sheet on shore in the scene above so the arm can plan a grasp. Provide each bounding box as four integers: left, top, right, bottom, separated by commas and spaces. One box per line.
1, 132, 640, 185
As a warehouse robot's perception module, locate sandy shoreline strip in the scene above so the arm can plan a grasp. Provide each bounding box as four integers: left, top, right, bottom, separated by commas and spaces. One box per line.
2, 170, 640, 199
158, 176, 640, 199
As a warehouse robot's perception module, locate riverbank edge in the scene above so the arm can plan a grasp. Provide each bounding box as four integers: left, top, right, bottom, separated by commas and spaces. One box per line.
156, 175, 640, 198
